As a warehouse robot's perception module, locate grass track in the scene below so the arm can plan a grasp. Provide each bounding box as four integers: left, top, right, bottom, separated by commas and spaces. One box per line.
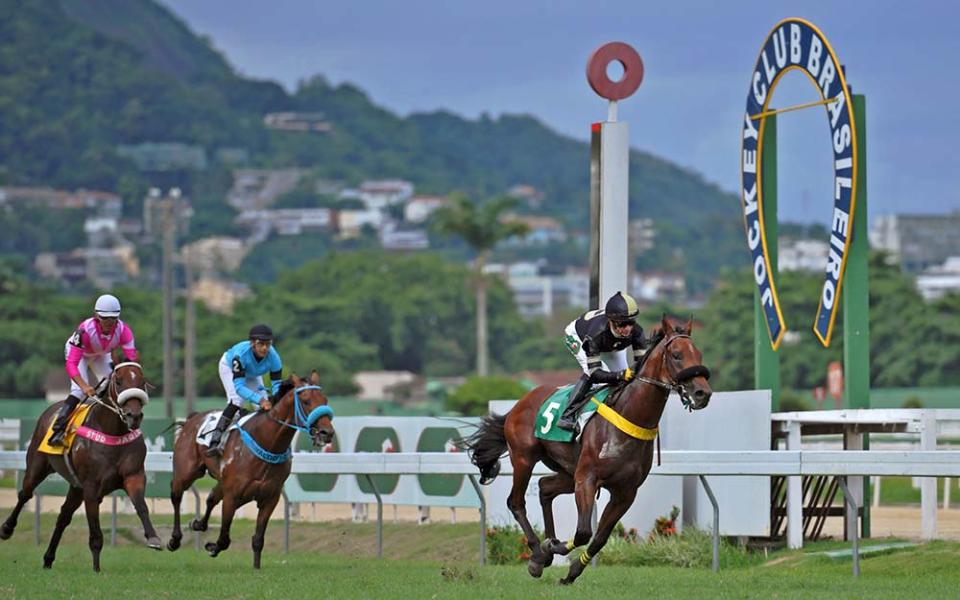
1, 515, 958, 599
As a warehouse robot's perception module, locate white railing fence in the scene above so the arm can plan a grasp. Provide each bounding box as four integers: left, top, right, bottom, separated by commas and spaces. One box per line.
2, 449, 959, 576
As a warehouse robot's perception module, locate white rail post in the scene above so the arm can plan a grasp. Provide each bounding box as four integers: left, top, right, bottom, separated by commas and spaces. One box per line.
843, 428, 864, 541
920, 411, 937, 539
786, 422, 803, 549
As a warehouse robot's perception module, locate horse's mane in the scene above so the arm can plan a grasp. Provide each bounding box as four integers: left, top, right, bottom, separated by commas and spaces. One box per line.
604, 316, 691, 408
273, 377, 297, 400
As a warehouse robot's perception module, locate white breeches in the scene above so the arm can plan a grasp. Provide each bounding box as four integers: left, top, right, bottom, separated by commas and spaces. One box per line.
563, 321, 628, 376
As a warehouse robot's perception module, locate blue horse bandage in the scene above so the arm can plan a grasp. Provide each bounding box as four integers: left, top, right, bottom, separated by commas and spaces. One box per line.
305, 405, 334, 428
236, 427, 292, 464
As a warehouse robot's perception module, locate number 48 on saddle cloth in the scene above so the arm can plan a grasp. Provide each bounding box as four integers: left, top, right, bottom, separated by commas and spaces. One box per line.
535, 385, 611, 442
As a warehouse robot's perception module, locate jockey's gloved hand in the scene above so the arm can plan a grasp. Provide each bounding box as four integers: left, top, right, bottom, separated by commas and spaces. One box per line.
259, 396, 273, 412
620, 367, 634, 382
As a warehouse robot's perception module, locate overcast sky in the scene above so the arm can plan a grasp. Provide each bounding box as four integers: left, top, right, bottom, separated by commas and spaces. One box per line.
160, 0, 960, 225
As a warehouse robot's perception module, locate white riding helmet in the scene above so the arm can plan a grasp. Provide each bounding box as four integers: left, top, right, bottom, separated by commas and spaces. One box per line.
94, 294, 122, 318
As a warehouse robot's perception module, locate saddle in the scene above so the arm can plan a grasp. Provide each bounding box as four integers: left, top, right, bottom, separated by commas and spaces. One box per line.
38, 403, 94, 455
195, 409, 253, 450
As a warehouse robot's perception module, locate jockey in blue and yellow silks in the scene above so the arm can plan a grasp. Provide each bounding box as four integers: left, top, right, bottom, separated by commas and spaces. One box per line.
206, 324, 283, 457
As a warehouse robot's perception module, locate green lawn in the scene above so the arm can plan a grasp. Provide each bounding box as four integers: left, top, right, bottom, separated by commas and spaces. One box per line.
0, 515, 957, 599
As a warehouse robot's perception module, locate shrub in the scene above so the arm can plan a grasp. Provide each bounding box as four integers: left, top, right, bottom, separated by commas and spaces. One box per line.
486, 524, 538, 565
445, 376, 528, 416
901, 396, 924, 409
778, 389, 812, 412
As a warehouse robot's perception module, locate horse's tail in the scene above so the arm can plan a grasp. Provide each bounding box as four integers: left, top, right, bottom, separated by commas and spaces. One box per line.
160, 421, 180, 435
461, 413, 508, 485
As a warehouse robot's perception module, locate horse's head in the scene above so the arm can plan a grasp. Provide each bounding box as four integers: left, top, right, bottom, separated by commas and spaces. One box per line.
108, 362, 150, 430
649, 315, 712, 411
279, 372, 335, 447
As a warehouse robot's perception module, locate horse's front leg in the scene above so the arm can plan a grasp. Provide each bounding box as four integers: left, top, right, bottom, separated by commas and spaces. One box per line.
82, 483, 105, 573
42, 486, 84, 569
123, 471, 162, 549
205, 495, 237, 557
533, 472, 575, 570
251, 494, 281, 569
192, 482, 223, 532
560, 486, 637, 585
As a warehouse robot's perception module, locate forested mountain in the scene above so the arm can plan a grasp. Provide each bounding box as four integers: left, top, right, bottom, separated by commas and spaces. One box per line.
0, 0, 746, 291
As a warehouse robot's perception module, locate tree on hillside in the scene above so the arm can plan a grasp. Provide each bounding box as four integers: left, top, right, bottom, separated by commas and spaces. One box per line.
431, 194, 528, 376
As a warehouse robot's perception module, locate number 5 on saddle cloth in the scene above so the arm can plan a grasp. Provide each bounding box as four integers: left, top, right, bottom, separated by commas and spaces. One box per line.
535, 385, 611, 442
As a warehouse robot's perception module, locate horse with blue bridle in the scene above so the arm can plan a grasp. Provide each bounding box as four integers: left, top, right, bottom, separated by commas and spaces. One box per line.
167, 372, 334, 568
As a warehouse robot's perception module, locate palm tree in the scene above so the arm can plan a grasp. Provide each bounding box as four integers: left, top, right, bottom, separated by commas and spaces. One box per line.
432, 194, 529, 376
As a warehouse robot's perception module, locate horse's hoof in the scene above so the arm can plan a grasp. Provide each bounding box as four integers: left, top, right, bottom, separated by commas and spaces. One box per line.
558, 577, 574, 586
527, 559, 544, 578
42, 559, 53, 569
167, 538, 181, 552
0, 524, 13, 540
146, 536, 163, 550
190, 519, 207, 532
205, 542, 220, 557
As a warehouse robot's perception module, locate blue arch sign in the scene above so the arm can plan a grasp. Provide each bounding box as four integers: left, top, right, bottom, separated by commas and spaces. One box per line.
740, 18, 858, 348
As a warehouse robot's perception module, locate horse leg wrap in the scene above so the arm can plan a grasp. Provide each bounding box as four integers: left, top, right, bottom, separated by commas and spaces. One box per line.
579, 551, 592, 566
566, 539, 576, 552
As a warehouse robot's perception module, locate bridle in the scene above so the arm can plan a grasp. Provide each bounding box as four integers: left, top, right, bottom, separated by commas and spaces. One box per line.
632, 334, 711, 410
268, 384, 334, 445
88, 362, 150, 427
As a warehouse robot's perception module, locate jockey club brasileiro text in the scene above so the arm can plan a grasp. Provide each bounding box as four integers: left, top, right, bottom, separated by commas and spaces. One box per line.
740, 17, 858, 349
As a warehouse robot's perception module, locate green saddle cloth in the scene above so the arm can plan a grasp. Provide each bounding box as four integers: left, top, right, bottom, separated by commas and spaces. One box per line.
534, 384, 611, 442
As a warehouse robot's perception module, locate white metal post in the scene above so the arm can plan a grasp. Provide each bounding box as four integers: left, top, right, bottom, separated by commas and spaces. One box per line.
786, 422, 803, 549
920, 411, 937, 539
843, 429, 864, 541
597, 120, 630, 305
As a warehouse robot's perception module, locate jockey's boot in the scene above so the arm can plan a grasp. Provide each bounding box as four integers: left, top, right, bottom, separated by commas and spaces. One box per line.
205, 404, 239, 457
557, 375, 592, 431
48, 395, 82, 447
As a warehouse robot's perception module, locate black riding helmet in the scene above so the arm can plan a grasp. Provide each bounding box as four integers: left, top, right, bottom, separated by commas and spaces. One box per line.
249, 323, 274, 342
605, 291, 639, 324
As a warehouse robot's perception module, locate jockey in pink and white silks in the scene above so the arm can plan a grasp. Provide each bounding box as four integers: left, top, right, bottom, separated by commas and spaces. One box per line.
48, 294, 139, 447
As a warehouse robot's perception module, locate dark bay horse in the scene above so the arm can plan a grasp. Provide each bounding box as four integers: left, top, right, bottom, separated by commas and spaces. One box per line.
465, 316, 712, 585
167, 373, 334, 568
0, 362, 161, 571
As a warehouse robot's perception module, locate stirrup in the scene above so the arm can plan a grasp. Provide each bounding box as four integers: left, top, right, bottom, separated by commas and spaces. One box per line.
48, 431, 66, 447
205, 444, 222, 457
556, 416, 577, 431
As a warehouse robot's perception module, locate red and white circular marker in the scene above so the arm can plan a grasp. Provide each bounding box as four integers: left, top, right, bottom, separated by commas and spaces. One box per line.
586, 42, 644, 101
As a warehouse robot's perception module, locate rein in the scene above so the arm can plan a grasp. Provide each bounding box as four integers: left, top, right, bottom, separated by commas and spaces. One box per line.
593, 333, 710, 443
268, 385, 335, 434
236, 385, 335, 464
631, 335, 710, 411
86, 362, 149, 429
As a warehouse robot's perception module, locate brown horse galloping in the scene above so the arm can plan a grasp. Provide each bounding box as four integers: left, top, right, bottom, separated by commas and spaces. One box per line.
167, 373, 334, 568
465, 316, 712, 585
0, 362, 161, 571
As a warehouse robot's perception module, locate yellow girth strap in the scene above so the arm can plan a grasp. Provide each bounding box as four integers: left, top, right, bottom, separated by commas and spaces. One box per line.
590, 397, 658, 441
